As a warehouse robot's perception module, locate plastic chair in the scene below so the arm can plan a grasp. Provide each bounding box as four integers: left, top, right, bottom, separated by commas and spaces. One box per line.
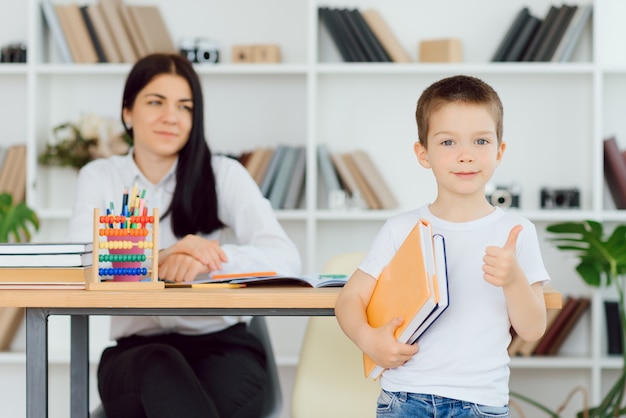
90, 316, 281, 418
291, 251, 380, 418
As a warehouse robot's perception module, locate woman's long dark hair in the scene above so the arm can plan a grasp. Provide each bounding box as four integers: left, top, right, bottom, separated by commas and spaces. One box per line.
121, 53, 224, 237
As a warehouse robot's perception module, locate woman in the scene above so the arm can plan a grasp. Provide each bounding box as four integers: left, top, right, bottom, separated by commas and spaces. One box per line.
66, 53, 301, 418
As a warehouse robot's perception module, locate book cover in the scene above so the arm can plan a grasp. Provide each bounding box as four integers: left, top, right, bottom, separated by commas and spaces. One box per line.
0, 242, 93, 254
521, 5, 560, 62
350, 149, 398, 209
333, 8, 369, 62
546, 296, 590, 355
349, 9, 390, 62
254, 148, 275, 187
363, 219, 441, 379
79, 5, 107, 63
603, 137, 626, 209
0, 252, 93, 267
318, 7, 357, 62
189, 272, 348, 288
534, 5, 577, 62
330, 151, 365, 208
0, 307, 24, 351
0, 145, 18, 195
86, 3, 121, 63
360, 9, 411, 63
54, 4, 84, 63
268, 146, 299, 209
534, 295, 578, 355
283, 146, 306, 210
551, 4, 593, 63
504, 14, 541, 62
99, 0, 137, 63
40, 0, 73, 63
491, 7, 530, 62
127, 5, 176, 54
0, 266, 92, 283
243, 147, 268, 183
119, 4, 148, 58
605, 301, 623, 355
260, 145, 287, 198
342, 152, 381, 209
63, 3, 99, 63
0, 145, 26, 203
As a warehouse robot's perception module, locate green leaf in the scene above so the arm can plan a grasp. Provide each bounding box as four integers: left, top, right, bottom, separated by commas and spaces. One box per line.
0, 193, 39, 243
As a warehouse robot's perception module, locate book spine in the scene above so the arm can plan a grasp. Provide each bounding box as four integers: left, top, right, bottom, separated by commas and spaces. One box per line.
521, 5, 560, 62
491, 7, 530, 62
605, 301, 624, 355
603, 137, 626, 209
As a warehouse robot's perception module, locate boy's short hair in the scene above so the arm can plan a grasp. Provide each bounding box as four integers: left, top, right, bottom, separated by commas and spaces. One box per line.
415, 75, 503, 147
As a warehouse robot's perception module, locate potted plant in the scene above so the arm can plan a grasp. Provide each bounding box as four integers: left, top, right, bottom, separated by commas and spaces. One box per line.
0, 192, 39, 242
545, 220, 626, 417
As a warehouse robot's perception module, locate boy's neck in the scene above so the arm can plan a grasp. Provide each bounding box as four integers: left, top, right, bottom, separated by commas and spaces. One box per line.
428, 197, 496, 223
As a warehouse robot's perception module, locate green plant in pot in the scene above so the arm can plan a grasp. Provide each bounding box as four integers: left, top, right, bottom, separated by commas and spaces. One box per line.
0, 192, 39, 242
545, 220, 626, 417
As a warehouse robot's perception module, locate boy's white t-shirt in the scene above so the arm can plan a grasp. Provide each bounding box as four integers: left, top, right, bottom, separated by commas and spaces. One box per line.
358, 205, 550, 407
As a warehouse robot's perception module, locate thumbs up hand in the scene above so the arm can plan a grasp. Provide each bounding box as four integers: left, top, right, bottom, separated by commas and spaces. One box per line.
482, 225, 523, 287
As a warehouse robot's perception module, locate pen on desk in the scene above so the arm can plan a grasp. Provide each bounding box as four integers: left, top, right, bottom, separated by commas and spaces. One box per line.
165, 283, 247, 289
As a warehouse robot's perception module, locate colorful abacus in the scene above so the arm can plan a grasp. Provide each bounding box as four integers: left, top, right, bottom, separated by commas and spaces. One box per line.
88, 207, 164, 290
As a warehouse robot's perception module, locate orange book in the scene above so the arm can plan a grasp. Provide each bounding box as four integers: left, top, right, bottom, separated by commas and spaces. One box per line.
363, 219, 445, 379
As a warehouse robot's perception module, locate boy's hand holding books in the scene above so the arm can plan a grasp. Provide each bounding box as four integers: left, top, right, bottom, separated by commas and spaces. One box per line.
361, 316, 419, 370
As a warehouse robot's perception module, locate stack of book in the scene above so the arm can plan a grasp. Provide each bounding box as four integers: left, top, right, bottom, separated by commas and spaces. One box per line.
0, 242, 93, 289
235, 145, 397, 211
491, 3, 592, 62
318, 7, 411, 63
508, 295, 590, 357
41, 0, 176, 64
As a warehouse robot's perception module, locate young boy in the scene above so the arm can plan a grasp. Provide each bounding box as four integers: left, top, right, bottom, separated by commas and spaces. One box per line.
335, 75, 549, 418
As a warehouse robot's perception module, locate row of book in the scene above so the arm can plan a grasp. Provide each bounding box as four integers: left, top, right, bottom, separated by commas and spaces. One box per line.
319, 7, 411, 63
509, 295, 590, 357
492, 3, 592, 63
0, 144, 26, 204
603, 137, 626, 210
235, 145, 397, 211
41, 0, 176, 64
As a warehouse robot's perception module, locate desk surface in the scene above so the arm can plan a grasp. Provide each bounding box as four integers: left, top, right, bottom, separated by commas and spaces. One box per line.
0, 286, 562, 309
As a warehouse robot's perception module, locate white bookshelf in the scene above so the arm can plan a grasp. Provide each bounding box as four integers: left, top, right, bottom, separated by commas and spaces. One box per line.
1, 0, 625, 416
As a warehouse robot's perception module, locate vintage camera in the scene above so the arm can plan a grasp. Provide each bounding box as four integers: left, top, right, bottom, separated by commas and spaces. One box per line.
540, 187, 580, 209
1, 43, 27, 63
180, 38, 219, 64
485, 183, 521, 209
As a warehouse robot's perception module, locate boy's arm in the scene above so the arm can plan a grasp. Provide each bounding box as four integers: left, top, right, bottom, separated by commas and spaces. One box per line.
335, 269, 419, 370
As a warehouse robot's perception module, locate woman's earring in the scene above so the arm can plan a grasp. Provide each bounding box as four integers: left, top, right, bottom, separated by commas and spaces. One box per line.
125, 121, 132, 130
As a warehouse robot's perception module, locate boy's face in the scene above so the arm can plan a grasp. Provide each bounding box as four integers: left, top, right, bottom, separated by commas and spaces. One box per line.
414, 102, 505, 200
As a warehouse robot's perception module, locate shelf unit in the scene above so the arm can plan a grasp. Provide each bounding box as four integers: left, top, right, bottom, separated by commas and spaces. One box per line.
2, 0, 626, 416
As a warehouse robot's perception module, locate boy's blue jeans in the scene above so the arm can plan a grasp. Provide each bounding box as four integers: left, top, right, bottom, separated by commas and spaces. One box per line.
376, 390, 510, 418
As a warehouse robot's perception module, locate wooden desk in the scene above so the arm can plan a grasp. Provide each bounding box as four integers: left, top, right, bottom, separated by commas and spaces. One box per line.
0, 286, 561, 418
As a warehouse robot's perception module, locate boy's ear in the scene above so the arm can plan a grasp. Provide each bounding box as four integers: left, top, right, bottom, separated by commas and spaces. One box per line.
414, 141, 430, 169
496, 141, 506, 164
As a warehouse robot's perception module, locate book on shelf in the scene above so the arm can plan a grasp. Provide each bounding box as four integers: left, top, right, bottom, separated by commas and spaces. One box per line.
0, 144, 26, 204
0, 266, 92, 283
318, 7, 356, 62
534, 295, 590, 356
603, 137, 626, 210
127, 5, 176, 55
521, 5, 560, 61
260, 145, 288, 198
317, 144, 345, 209
332, 8, 368, 62
282, 146, 306, 210
504, 13, 541, 62
0, 307, 24, 351
86, 3, 121, 63
119, 4, 148, 58
533, 4, 578, 62
551, 4, 593, 62
79, 5, 107, 63
545, 296, 590, 355
98, 0, 137, 63
63, 3, 99, 63
491, 7, 531, 62
330, 152, 366, 209
364, 220, 447, 379
347, 8, 390, 62
360, 9, 411, 63
244, 147, 269, 185
342, 152, 381, 209
54, 4, 85, 63
605, 300, 623, 355
350, 149, 398, 210
40, 0, 73, 63
268, 146, 299, 209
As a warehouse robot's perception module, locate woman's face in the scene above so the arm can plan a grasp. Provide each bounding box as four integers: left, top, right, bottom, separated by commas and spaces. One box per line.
123, 73, 193, 162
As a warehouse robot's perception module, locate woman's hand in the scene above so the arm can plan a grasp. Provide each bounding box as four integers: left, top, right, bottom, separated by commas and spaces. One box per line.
158, 253, 211, 283
159, 234, 228, 271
